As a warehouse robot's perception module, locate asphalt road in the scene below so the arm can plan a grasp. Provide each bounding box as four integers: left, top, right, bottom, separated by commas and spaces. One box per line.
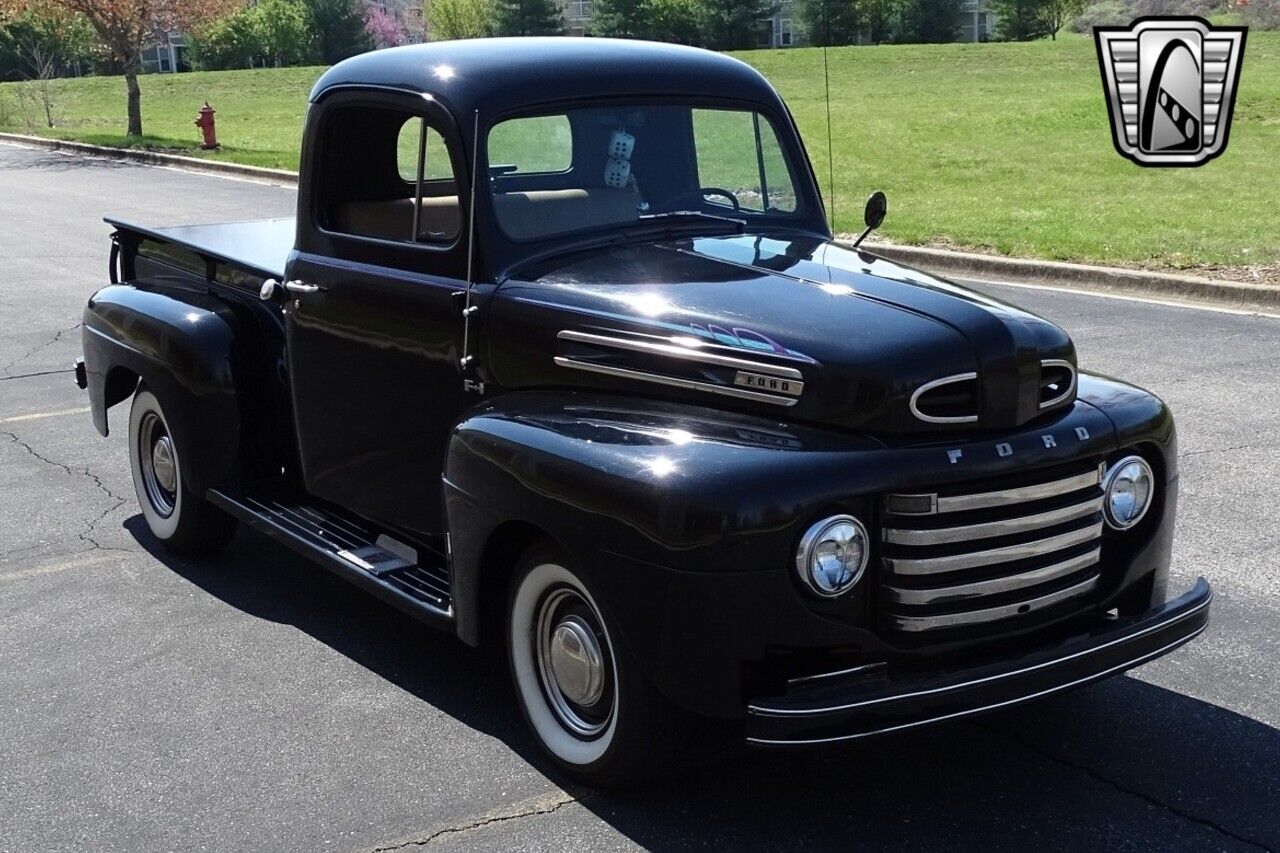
2, 142, 1278, 853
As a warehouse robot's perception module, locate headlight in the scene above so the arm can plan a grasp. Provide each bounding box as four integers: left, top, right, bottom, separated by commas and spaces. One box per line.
796, 515, 869, 597
1103, 455, 1155, 530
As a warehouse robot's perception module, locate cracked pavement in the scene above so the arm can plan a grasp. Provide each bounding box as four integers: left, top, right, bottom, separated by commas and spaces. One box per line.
1, 142, 1278, 852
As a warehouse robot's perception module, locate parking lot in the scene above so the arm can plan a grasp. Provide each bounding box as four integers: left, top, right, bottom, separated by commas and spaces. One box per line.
2, 142, 1278, 852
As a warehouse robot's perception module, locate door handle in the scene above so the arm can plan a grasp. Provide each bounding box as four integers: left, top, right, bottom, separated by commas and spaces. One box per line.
285, 280, 323, 294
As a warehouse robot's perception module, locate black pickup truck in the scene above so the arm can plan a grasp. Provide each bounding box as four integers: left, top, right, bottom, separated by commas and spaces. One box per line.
77, 38, 1210, 786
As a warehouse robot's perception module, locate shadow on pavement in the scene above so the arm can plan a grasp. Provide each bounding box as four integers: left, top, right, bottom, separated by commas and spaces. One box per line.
127, 516, 1279, 852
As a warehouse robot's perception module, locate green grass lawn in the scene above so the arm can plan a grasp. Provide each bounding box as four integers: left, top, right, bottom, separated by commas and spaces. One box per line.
2, 34, 1277, 271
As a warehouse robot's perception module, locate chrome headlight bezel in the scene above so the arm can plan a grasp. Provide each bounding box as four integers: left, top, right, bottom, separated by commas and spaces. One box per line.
795, 514, 870, 598
1102, 454, 1155, 530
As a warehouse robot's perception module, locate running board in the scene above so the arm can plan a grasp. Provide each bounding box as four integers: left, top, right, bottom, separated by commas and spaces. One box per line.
208, 488, 454, 628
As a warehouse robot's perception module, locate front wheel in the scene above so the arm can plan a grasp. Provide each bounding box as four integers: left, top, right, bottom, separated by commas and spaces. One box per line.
507, 546, 689, 787
128, 385, 236, 554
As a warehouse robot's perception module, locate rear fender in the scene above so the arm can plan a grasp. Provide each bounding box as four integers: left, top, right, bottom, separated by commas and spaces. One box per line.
82, 284, 242, 493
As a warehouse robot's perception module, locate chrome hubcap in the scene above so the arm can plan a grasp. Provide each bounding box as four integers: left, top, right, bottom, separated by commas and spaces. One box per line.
548, 616, 605, 707
151, 436, 177, 494
138, 412, 176, 518
535, 587, 613, 738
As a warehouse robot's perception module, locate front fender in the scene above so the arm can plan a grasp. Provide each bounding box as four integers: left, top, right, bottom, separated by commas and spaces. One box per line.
82, 284, 242, 493
441, 390, 1153, 719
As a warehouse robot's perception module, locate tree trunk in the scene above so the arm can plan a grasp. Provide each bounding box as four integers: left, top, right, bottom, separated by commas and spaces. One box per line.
124, 60, 142, 137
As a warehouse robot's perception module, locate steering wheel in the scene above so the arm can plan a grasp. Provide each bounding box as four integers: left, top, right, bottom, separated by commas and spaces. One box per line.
666, 187, 741, 212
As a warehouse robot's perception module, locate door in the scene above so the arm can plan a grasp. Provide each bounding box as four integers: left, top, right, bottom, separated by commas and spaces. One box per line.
285, 93, 472, 537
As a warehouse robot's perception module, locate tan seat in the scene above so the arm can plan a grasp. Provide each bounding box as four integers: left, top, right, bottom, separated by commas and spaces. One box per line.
493, 188, 640, 240
332, 196, 461, 242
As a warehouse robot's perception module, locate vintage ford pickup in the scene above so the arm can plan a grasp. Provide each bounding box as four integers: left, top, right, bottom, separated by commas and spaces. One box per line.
77, 38, 1210, 785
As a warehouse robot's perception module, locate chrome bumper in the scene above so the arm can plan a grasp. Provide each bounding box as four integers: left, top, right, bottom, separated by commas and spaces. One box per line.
745, 578, 1212, 746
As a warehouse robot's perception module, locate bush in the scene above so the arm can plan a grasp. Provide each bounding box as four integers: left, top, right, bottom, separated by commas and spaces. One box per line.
1071, 0, 1227, 33
427, 0, 496, 39
1240, 0, 1280, 29
1070, 0, 1128, 31
190, 0, 315, 70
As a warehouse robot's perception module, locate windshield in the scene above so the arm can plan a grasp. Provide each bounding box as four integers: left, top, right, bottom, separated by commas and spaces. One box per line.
487, 104, 803, 243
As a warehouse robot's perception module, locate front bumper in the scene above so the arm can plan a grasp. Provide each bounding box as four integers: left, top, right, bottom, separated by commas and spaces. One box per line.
745, 577, 1211, 745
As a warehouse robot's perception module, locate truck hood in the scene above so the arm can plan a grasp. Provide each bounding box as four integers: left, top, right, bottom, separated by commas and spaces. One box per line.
486, 233, 1076, 435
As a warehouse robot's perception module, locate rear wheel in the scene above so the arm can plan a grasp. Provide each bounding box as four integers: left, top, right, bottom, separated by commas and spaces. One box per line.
128, 386, 236, 554
507, 545, 689, 787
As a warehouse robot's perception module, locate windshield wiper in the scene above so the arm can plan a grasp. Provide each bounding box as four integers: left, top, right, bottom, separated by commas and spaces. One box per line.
637, 210, 746, 231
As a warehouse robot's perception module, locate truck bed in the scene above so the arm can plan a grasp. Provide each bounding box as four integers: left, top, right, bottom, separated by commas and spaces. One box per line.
105, 216, 295, 280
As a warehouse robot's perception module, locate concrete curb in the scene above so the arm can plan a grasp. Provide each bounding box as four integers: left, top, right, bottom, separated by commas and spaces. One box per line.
0, 132, 298, 185
856, 240, 1280, 312
3, 132, 1274, 310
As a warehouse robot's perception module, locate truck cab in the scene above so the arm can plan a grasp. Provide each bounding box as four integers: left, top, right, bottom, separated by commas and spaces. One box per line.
78, 38, 1210, 786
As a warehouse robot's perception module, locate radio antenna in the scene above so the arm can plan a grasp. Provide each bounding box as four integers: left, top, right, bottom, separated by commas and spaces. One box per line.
460, 109, 482, 393
822, 0, 836, 230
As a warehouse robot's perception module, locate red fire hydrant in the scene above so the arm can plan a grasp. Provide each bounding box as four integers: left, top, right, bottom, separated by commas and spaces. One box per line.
194, 102, 219, 150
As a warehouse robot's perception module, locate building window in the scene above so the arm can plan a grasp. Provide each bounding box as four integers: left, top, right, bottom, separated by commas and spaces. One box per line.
566, 0, 592, 22
779, 18, 793, 47
757, 17, 774, 47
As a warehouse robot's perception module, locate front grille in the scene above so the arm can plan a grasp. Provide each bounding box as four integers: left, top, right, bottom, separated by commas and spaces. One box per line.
881, 460, 1105, 633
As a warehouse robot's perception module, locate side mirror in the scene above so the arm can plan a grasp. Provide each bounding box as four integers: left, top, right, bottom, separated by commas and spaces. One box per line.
864, 191, 887, 229
853, 191, 887, 248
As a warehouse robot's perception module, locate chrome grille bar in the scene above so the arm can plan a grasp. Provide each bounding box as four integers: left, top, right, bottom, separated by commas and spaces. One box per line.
880, 459, 1107, 633
887, 576, 1100, 632
885, 522, 1103, 576
884, 495, 1104, 546
884, 548, 1101, 605
889, 463, 1104, 516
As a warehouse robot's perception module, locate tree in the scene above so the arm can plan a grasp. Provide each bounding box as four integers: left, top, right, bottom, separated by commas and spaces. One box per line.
593, 0, 645, 36
255, 0, 315, 63
644, 0, 700, 43
798, 0, 862, 46
190, 0, 314, 69
0, 0, 234, 136
994, 0, 1082, 40
0, 6, 95, 81
188, 9, 259, 68
1039, 0, 1084, 39
427, 0, 496, 39
889, 0, 961, 43
593, 0, 643, 36
697, 0, 772, 50
860, 0, 893, 43
493, 0, 563, 35
364, 6, 406, 47
305, 0, 372, 63
993, 0, 1050, 40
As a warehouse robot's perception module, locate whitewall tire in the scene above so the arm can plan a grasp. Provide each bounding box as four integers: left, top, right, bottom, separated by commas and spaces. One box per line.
128, 385, 236, 554
507, 546, 689, 787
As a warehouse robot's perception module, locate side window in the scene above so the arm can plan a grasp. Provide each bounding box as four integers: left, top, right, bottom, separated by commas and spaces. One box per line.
488, 114, 573, 174
321, 104, 461, 246
692, 109, 797, 214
